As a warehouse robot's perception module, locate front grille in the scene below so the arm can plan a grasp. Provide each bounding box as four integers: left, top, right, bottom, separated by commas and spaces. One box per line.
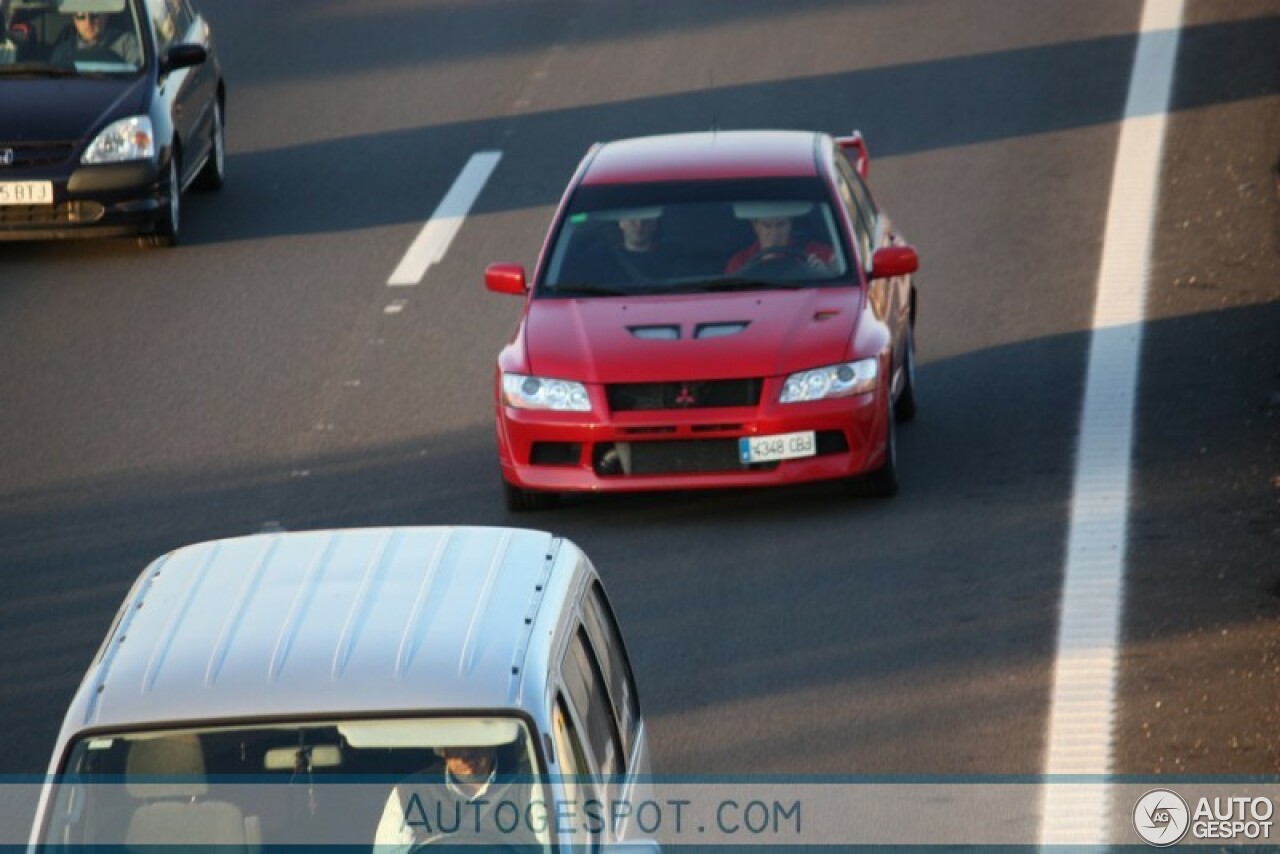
594, 440, 777, 476
0, 201, 103, 226
592, 430, 850, 477
0, 141, 76, 169
606, 379, 762, 412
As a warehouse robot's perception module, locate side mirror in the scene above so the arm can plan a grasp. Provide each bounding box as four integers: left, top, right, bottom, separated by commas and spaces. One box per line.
485, 263, 528, 295
836, 130, 870, 179
870, 245, 918, 279
161, 43, 207, 74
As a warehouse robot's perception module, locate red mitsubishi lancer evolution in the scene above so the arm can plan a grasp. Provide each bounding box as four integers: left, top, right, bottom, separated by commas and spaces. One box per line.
486, 130, 919, 511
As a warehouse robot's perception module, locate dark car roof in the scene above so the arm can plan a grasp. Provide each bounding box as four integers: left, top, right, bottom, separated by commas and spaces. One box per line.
582, 130, 824, 185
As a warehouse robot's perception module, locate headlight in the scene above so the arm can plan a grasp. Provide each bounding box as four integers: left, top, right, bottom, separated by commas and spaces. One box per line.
81, 116, 155, 164
502, 373, 591, 411
780, 358, 878, 402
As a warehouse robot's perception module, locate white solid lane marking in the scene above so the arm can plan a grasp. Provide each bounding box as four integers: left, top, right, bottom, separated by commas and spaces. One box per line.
1039, 0, 1184, 846
387, 151, 502, 286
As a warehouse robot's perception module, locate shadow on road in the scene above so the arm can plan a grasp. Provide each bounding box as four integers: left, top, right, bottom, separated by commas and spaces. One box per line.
1, 302, 1275, 775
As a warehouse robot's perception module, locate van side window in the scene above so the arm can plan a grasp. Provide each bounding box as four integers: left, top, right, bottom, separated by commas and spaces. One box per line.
553, 696, 596, 853
581, 581, 640, 758
561, 627, 622, 777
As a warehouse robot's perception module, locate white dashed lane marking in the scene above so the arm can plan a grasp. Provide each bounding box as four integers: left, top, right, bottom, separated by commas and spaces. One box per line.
1039, 0, 1185, 845
387, 151, 503, 286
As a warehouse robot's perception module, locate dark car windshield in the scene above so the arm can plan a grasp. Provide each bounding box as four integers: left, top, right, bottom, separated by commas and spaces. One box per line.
0, 0, 145, 75
540, 177, 853, 297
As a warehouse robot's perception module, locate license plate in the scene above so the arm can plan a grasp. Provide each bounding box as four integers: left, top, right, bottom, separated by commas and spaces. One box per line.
739, 430, 817, 464
0, 181, 53, 206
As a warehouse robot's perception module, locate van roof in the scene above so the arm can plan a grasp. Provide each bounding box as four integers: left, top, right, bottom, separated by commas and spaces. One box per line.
63, 527, 581, 734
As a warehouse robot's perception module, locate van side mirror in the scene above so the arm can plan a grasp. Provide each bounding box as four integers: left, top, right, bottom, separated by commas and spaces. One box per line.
870, 245, 918, 279
485, 263, 528, 295
162, 43, 207, 74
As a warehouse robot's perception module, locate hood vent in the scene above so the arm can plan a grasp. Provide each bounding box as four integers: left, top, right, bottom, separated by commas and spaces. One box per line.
694, 322, 749, 339
628, 325, 680, 341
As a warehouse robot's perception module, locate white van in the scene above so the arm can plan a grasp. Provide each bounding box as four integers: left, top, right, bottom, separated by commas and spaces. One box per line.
28, 526, 655, 851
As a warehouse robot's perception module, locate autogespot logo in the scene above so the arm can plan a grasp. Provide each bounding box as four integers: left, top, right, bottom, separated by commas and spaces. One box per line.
1134, 788, 1191, 846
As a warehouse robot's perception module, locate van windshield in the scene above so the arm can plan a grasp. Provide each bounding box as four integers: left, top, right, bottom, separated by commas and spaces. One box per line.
42, 716, 554, 850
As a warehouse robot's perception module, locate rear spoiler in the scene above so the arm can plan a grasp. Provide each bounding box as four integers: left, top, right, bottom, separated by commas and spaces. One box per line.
835, 131, 869, 179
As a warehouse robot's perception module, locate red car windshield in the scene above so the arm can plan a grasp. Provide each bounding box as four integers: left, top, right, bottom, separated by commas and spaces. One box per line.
541, 178, 852, 296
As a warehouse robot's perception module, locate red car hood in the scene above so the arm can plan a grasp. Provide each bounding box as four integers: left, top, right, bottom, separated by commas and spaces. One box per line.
524, 288, 862, 382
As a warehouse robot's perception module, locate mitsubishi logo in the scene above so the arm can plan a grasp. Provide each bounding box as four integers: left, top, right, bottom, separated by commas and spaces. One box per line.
0, 149, 13, 167
674, 384, 696, 407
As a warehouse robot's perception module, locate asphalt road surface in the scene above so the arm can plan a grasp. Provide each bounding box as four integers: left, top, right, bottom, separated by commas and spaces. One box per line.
1, 0, 1276, 810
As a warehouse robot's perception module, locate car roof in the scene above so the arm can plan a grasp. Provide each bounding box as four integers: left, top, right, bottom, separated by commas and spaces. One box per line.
61, 527, 583, 735
582, 130, 825, 185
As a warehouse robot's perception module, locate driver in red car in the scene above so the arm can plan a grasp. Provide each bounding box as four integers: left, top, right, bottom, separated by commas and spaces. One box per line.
725, 214, 835, 275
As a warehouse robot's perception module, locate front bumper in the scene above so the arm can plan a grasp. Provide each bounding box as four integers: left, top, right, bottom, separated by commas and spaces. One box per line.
0, 161, 168, 241
496, 383, 891, 494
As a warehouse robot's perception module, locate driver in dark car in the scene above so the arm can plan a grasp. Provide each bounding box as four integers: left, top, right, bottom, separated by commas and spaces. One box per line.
725, 214, 835, 276
50, 9, 141, 64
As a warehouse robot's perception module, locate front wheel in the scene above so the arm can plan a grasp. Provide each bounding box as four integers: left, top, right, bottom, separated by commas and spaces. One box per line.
192, 100, 225, 192
503, 480, 560, 512
894, 323, 918, 423
141, 153, 181, 248
845, 404, 899, 499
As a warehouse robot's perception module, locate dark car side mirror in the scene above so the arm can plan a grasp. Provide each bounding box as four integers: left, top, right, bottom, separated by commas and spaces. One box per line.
485, 263, 528, 295
161, 43, 207, 74
870, 245, 919, 279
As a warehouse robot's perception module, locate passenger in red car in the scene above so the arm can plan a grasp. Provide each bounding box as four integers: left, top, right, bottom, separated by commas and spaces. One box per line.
610, 212, 682, 282
563, 209, 680, 285
725, 216, 835, 275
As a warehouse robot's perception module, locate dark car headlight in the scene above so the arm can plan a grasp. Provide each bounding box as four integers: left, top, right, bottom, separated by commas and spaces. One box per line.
82, 116, 155, 164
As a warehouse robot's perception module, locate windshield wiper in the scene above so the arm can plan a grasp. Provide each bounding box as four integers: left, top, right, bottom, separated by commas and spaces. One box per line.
663, 277, 810, 294
546, 283, 632, 297
0, 64, 78, 77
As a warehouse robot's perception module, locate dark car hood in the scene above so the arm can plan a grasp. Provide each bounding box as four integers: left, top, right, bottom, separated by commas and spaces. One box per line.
524, 288, 862, 383
0, 74, 149, 142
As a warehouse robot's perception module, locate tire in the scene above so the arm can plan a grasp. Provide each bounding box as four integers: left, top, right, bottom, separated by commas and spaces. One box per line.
141, 153, 181, 248
845, 404, 899, 499
502, 479, 559, 512
192, 100, 225, 192
894, 322, 918, 423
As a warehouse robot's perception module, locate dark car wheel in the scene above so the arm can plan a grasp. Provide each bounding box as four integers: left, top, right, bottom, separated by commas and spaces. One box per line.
845, 404, 899, 499
193, 100, 225, 193
142, 153, 181, 248
894, 322, 918, 423
503, 480, 560, 512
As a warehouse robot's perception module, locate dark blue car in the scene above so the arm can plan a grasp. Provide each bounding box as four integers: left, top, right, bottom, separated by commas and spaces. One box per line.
0, 0, 223, 246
